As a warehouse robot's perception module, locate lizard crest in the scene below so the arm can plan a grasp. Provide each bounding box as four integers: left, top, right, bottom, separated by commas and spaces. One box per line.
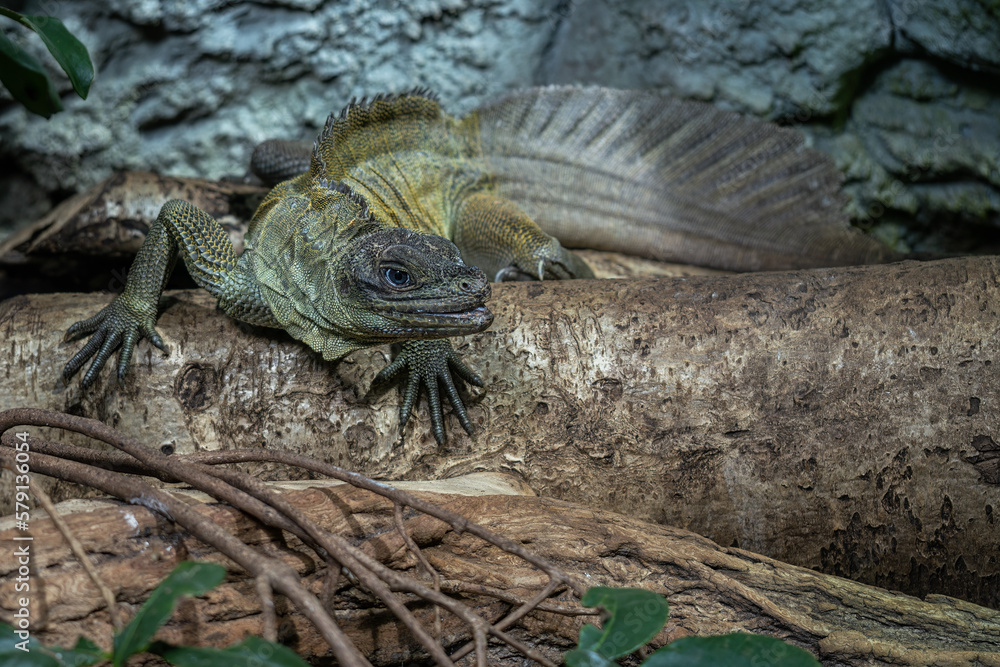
309, 88, 457, 184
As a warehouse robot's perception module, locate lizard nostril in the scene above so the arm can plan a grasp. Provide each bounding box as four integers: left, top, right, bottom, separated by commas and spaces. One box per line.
461, 281, 471, 291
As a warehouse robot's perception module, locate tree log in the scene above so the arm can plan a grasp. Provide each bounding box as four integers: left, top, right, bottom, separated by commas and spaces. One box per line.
1, 256, 998, 608
1, 475, 998, 666
0, 172, 265, 261
0, 172, 266, 298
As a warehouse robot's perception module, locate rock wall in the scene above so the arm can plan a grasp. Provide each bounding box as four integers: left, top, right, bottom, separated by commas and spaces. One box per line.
0, 0, 997, 254
542, 0, 1000, 253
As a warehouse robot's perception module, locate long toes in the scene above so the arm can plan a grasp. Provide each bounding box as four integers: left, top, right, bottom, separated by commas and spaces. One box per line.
426, 379, 445, 445
441, 373, 473, 435
81, 361, 101, 389
81, 330, 123, 388
398, 376, 421, 429
374, 358, 406, 386
551, 263, 573, 280
449, 355, 484, 387
64, 312, 106, 342
117, 329, 141, 383
147, 328, 167, 352
63, 334, 103, 380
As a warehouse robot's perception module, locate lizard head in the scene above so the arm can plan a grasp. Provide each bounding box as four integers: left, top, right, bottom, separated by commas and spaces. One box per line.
331, 226, 494, 340
251, 180, 493, 359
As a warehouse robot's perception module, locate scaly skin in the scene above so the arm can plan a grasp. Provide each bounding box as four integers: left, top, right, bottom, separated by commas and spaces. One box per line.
64, 90, 587, 444
66, 86, 890, 444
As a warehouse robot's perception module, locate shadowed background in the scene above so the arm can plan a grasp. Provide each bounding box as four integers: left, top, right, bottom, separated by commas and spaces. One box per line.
0, 0, 998, 264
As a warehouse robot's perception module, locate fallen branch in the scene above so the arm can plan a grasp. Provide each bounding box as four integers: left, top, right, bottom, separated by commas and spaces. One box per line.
0, 408, 588, 666
2, 256, 997, 608
0, 413, 997, 665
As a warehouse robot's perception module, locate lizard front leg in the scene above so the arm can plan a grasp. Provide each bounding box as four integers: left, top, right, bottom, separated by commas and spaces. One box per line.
452, 192, 594, 282
63, 199, 271, 387
373, 339, 485, 445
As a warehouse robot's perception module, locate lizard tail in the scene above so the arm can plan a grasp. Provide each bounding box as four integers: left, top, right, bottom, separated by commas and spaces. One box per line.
250, 139, 312, 186
473, 86, 896, 271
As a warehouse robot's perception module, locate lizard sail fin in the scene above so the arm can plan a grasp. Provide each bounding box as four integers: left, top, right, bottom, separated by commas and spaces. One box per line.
473, 86, 894, 271
251, 90, 453, 186
309, 89, 473, 183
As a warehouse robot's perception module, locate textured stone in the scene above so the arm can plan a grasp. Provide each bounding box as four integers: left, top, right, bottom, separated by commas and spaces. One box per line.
0, 0, 561, 193
541, 0, 893, 119
1, 0, 998, 254
890, 0, 1000, 73
810, 59, 1000, 252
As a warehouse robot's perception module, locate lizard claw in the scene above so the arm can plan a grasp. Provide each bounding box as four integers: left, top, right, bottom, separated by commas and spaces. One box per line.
373, 339, 484, 445
495, 237, 594, 281
63, 295, 164, 389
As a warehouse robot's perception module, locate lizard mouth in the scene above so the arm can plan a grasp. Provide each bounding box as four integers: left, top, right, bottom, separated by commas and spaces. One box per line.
377, 304, 494, 335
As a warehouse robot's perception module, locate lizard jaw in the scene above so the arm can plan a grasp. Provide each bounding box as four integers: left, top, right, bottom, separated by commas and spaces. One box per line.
377, 304, 493, 336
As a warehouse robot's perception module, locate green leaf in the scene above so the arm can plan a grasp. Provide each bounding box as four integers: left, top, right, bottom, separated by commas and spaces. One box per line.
0, 28, 63, 118
18, 15, 94, 99
563, 647, 616, 667
0, 624, 104, 667
113, 562, 226, 666
576, 623, 604, 651
0, 623, 60, 667
153, 636, 312, 667
49, 637, 105, 667
641, 633, 822, 667
577, 587, 669, 660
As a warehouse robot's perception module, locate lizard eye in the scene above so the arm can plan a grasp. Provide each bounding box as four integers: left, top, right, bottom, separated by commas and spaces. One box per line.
383, 266, 412, 287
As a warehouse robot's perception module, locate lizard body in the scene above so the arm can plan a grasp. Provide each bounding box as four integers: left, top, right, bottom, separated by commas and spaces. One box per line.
64, 86, 892, 443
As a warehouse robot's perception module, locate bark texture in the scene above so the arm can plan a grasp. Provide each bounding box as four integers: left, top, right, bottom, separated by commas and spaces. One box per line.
1, 256, 997, 608
0, 171, 265, 260
0, 172, 266, 298
1, 477, 998, 666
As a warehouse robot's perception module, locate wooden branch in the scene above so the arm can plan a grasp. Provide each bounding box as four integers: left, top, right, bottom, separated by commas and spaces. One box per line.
1, 477, 998, 666
0, 172, 265, 261
2, 406, 590, 666
1, 256, 997, 610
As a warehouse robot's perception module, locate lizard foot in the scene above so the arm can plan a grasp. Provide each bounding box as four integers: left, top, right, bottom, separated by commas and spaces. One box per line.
495, 238, 594, 281
373, 339, 484, 445
63, 295, 166, 388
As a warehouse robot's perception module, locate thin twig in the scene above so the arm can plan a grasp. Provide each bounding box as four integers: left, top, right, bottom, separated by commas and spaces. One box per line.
0, 408, 584, 666
180, 448, 588, 597
451, 579, 560, 662
39, 450, 369, 665
6, 428, 583, 598
224, 473, 556, 666
475, 631, 487, 667
29, 478, 123, 630
321, 558, 342, 611
439, 580, 596, 615
0, 440, 371, 667
255, 575, 277, 643
0, 432, 176, 479
395, 501, 442, 638
1, 410, 454, 665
